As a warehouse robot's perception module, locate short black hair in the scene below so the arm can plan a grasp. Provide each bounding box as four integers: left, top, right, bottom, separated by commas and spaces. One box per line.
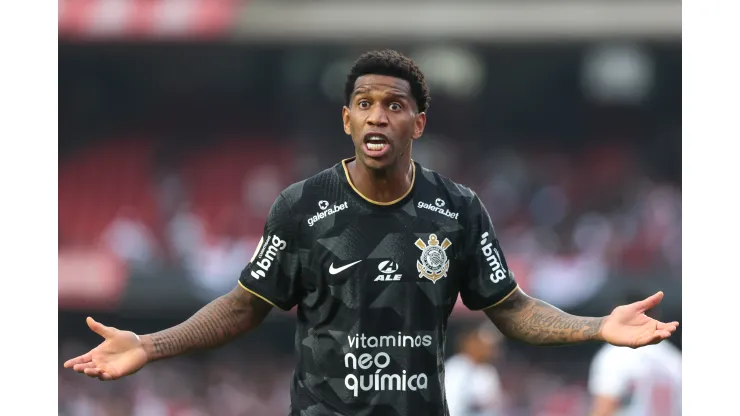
344, 49, 430, 114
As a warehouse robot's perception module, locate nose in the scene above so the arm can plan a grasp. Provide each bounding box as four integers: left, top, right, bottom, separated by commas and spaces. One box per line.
366, 105, 389, 127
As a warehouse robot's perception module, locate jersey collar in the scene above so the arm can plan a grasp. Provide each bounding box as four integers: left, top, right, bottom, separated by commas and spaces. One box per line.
339, 157, 416, 206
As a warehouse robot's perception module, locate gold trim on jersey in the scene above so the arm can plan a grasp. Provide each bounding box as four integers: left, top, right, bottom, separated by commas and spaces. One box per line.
480, 285, 520, 310
238, 280, 280, 309
341, 157, 416, 206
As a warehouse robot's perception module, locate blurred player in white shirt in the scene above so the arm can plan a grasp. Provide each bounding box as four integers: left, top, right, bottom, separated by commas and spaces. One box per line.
588, 292, 682, 416
445, 322, 505, 416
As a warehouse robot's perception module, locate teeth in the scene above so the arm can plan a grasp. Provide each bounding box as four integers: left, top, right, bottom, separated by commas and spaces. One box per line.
367, 142, 387, 151
365, 135, 388, 152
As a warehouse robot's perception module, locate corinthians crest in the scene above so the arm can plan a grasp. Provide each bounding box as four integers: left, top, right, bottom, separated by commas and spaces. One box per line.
415, 234, 452, 283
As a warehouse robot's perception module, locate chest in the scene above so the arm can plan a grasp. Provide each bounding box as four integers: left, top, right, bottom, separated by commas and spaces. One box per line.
303, 205, 467, 305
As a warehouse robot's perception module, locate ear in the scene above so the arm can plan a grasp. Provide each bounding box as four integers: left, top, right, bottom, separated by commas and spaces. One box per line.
412, 112, 427, 140
342, 106, 351, 136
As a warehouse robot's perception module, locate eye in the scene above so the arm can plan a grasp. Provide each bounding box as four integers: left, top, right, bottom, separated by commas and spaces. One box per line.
389, 102, 402, 111
358, 100, 370, 109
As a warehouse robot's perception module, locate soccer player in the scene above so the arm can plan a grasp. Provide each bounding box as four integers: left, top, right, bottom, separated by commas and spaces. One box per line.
64, 50, 679, 416
587, 292, 682, 416
445, 322, 505, 416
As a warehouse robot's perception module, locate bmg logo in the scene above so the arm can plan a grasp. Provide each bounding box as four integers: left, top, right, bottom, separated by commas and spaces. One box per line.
250, 235, 287, 279
480, 232, 507, 283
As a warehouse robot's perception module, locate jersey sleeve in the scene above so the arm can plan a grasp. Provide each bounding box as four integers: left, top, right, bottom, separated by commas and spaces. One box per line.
459, 193, 518, 310
238, 193, 302, 311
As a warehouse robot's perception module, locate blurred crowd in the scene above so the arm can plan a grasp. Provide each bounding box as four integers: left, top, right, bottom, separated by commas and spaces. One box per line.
59, 135, 681, 308
451, 141, 682, 309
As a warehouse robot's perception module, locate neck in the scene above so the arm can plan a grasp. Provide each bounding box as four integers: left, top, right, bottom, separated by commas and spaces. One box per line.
346, 156, 414, 204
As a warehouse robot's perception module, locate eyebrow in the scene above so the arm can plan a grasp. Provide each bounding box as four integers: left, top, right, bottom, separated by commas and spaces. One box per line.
352, 88, 411, 101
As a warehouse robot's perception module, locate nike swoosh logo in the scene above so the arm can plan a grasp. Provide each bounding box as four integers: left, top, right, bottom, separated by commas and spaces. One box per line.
329, 260, 362, 275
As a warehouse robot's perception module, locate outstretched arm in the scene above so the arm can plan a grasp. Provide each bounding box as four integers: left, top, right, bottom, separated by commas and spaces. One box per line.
143, 285, 273, 361
484, 288, 678, 347
461, 193, 677, 348
484, 288, 604, 346
64, 285, 273, 380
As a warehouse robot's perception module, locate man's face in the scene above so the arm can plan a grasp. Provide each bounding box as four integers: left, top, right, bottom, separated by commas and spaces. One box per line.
342, 74, 426, 171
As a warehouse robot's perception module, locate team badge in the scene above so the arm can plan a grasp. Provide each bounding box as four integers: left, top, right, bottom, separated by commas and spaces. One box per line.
415, 234, 452, 283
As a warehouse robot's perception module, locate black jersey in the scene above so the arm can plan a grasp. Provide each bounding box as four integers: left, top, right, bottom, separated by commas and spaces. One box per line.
239, 158, 518, 416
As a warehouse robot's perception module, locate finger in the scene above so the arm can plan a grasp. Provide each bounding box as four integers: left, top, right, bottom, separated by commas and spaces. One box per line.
656, 321, 679, 332
634, 332, 669, 347
636, 291, 664, 312
73, 362, 98, 373
64, 352, 92, 368
652, 330, 673, 342
84, 367, 103, 378
634, 328, 673, 347
98, 373, 114, 381
87, 316, 114, 339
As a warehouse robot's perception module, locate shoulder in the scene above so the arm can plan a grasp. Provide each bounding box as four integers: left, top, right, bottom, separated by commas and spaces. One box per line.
415, 163, 480, 209
653, 340, 682, 362
277, 165, 339, 210
444, 354, 466, 369
591, 344, 637, 371
588, 344, 638, 394
593, 343, 621, 361
658, 339, 681, 354
444, 355, 470, 380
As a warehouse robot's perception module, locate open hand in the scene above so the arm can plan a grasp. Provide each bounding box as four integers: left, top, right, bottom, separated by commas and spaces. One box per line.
601, 291, 680, 348
63, 317, 148, 381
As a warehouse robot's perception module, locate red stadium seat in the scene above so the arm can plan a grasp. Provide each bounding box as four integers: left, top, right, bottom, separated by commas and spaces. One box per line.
59, 138, 159, 247
181, 138, 295, 235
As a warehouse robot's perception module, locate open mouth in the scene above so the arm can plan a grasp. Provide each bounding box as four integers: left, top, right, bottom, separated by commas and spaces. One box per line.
363, 133, 389, 153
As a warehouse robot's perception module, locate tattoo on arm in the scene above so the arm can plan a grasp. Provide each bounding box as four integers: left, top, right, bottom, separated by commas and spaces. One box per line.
484, 288, 605, 346
141, 286, 273, 361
